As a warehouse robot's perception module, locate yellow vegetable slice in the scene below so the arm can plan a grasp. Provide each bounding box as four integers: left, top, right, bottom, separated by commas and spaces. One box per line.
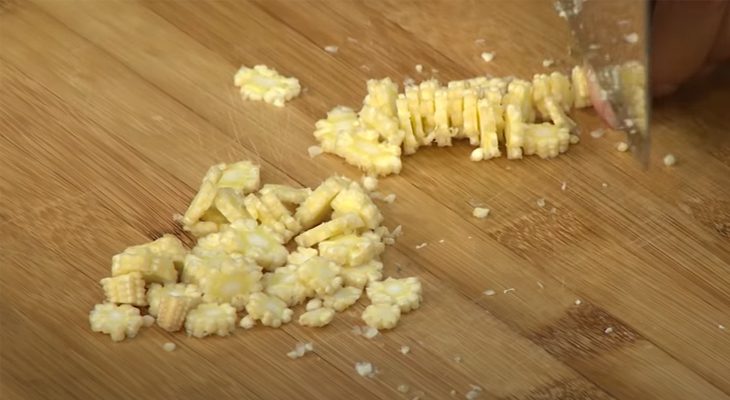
318, 231, 385, 267
504, 105, 526, 159
432, 87, 451, 146
366, 277, 422, 313
157, 292, 201, 332
523, 123, 570, 158
396, 94, 420, 155
361, 303, 401, 330
89, 303, 144, 342
297, 255, 343, 296
100, 272, 148, 306
298, 307, 336, 328
314, 106, 360, 153
322, 286, 363, 312
147, 283, 202, 317
218, 219, 288, 270
245, 292, 294, 328
294, 212, 365, 248
295, 176, 349, 229
184, 303, 237, 338
571, 65, 591, 108
461, 88, 480, 146
233, 65, 301, 107
340, 259, 384, 288
200, 260, 263, 310
262, 265, 310, 306
331, 182, 383, 230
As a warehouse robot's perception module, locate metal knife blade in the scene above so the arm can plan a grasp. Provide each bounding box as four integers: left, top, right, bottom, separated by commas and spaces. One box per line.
556, 0, 651, 166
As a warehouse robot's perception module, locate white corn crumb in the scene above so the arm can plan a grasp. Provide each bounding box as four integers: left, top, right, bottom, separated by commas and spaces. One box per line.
466, 385, 483, 400
575, 299, 582, 305
438, 239, 445, 243
400, 345, 410, 355
561, 181, 567, 191
542, 58, 555, 68
602, 182, 609, 188
537, 281, 545, 289
481, 52, 495, 63
503, 288, 516, 294
472, 207, 490, 219
398, 384, 410, 393
361, 176, 378, 192
308, 145, 323, 158
474, 38, 486, 45
569, 134, 580, 144
616, 142, 629, 152
324, 45, 339, 54
383, 193, 397, 203
415, 242, 428, 250
719, 324, 726, 330
362, 326, 380, 339
162, 342, 176, 352
391, 225, 403, 238
663, 153, 677, 166
450, 389, 457, 397
483, 289, 496, 296
624, 33, 639, 44
355, 362, 374, 377
415, 64, 423, 73
239, 315, 256, 329
604, 327, 614, 334
453, 355, 462, 363
142, 315, 155, 328
590, 129, 605, 139
536, 198, 546, 208
347, 36, 358, 43
306, 298, 323, 311
360, 64, 370, 71
589, 43, 601, 50
287, 342, 314, 359
470, 148, 484, 161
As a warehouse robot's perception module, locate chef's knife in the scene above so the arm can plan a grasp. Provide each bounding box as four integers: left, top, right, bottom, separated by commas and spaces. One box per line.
556, 0, 651, 166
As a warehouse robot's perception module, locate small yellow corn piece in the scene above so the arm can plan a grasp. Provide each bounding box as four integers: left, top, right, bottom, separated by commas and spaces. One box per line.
335, 129, 403, 177
147, 283, 202, 316
287, 247, 319, 266
181, 163, 226, 227
549, 72, 574, 113
545, 97, 577, 131
298, 307, 336, 328
432, 87, 451, 146
217, 219, 288, 270
184, 220, 221, 238
184, 303, 237, 338
361, 303, 401, 330
340, 259, 384, 288
359, 105, 403, 147
218, 161, 260, 194
419, 79, 438, 133
295, 176, 349, 229
503, 79, 535, 123
366, 277, 422, 313
447, 80, 467, 133
405, 85, 428, 145
157, 291, 202, 332
360, 78, 402, 146
331, 182, 383, 230
318, 231, 385, 267
234, 65, 301, 107
214, 188, 251, 222
617, 62, 648, 132
475, 98, 501, 160
200, 260, 263, 310
523, 123, 570, 158
262, 265, 310, 306
532, 73, 552, 119
260, 191, 302, 234
244, 192, 301, 243
462, 88, 480, 146
396, 94, 420, 155
363, 77, 398, 117
245, 292, 294, 328
571, 65, 591, 108
259, 184, 312, 205
181, 250, 231, 285
504, 105, 526, 159
89, 303, 144, 342
322, 286, 363, 312
112, 248, 177, 284
297, 255, 343, 296
100, 272, 148, 306
145, 234, 187, 270
295, 213, 365, 248
314, 106, 360, 153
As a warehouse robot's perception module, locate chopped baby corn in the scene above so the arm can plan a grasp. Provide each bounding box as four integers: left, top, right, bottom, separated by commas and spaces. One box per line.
214, 188, 250, 223
323, 286, 363, 311
112, 247, 177, 285
334, 129, 403, 176
100, 272, 148, 306
218, 219, 288, 270
259, 184, 312, 205
504, 105, 526, 159
419, 79, 438, 133
147, 283, 202, 317
181, 163, 225, 227
145, 235, 187, 270
262, 265, 310, 306
184, 303, 237, 338
314, 106, 360, 153
523, 123, 570, 158
362, 303, 401, 330
181, 251, 230, 285
157, 292, 201, 332
239, 315, 256, 329
405, 85, 428, 145
396, 94, 420, 155
306, 298, 323, 311
89, 303, 144, 342
571, 65, 591, 108
298, 307, 336, 327
318, 231, 385, 267
287, 247, 319, 266
218, 161, 260, 194
297, 256, 343, 296
340, 259, 384, 288
295, 176, 348, 229
234, 65, 301, 107
245, 292, 294, 328
200, 261, 263, 310
462, 88, 480, 145
367, 277, 422, 313
331, 182, 383, 230
295, 212, 365, 248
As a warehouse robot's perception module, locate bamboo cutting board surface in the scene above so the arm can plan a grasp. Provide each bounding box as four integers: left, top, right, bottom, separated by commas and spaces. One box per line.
1, 1, 729, 399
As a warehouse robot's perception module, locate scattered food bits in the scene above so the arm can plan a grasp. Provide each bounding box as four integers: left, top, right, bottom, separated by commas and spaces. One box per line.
536, 198, 546, 208
142, 315, 155, 328
542, 59, 555, 68
624, 33, 639, 44
616, 142, 629, 152
503, 288, 516, 294
362, 326, 380, 339
454, 355, 463, 363
234, 65, 301, 107
415, 64, 423, 73
569, 134, 580, 144
466, 385, 483, 400
162, 342, 176, 352
450, 389, 457, 397
472, 207, 490, 219
367, 277, 422, 313
719, 324, 726, 331
347, 37, 358, 43
308, 145, 323, 158
306, 298, 323, 311
398, 384, 410, 393
483, 289, 496, 296
361, 176, 378, 192
299, 307, 335, 327
602, 182, 609, 188
239, 315, 256, 329
415, 242, 428, 249
604, 327, 614, 334
537, 281, 545, 289
355, 362, 375, 378
590, 129, 605, 139
400, 345, 411, 355
324, 45, 339, 54
663, 153, 677, 166
383, 193, 397, 203
575, 299, 582, 305
287, 342, 314, 359
481, 52, 495, 62
474, 38, 486, 45
561, 181, 567, 191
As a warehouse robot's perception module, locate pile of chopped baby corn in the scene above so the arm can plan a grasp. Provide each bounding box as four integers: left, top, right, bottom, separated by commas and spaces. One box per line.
312, 66, 595, 176
89, 161, 421, 342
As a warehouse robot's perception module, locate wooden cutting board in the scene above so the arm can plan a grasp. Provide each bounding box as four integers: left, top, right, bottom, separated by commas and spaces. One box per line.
1, 1, 729, 399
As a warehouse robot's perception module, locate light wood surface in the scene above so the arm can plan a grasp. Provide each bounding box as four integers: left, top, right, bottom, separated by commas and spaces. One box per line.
1, 1, 729, 399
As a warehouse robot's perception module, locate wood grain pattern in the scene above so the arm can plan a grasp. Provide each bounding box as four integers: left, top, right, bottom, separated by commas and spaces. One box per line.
1, 1, 729, 399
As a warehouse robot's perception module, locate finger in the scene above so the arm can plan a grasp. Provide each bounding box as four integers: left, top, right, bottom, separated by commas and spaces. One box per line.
651, 0, 728, 93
